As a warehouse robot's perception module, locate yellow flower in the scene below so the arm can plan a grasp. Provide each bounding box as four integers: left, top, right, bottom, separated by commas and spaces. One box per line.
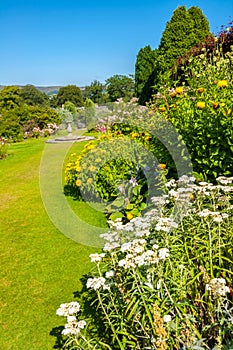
196, 101, 205, 110
126, 212, 134, 221
87, 178, 93, 184
175, 86, 183, 94
75, 166, 81, 172
158, 163, 166, 170
217, 80, 228, 88
76, 179, 82, 187
89, 165, 96, 172
131, 132, 139, 138
95, 158, 102, 163
197, 87, 204, 93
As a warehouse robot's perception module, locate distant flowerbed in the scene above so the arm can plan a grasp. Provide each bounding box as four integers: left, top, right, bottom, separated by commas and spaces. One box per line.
56, 175, 233, 349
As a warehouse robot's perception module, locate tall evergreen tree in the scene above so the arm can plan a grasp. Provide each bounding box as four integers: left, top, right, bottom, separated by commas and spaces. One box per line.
135, 46, 157, 105
188, 6, 210, 45
135, 6, 211, 103
155, 6, 211, 87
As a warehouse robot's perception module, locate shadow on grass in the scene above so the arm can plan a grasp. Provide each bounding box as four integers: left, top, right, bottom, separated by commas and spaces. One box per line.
50, 326, 66, 349
50, 273, 112, 349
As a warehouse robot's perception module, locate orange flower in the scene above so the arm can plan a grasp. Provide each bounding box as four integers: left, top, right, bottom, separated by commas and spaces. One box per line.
158, 163, 166, 170
159, 106, 166, 112
212, 102, 219, 109
170, 91, 177, 98
217, 80, 228, 88
196, 101, 205, 110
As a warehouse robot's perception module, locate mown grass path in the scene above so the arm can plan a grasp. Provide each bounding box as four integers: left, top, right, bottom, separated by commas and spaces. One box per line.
0, 138, 106, 349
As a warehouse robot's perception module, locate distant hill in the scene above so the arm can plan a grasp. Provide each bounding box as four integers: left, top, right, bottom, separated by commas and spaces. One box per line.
0, 85, 85, 96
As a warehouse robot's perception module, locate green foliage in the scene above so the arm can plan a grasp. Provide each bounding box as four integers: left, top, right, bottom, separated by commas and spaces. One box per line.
105, 75, 135, 102
84, 98, 96, 131
154, 6, 211, 89
56, 85, 84, 107
135, 46, 157, 105
0, 105, 61, 141
0, 85, 22, 109
135, 6, 211, 103
20, 84, 49, 106
83, 80, 107, 104
151, 43, 233, 181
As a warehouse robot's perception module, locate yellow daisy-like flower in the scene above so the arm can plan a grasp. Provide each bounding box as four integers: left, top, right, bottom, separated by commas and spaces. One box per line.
131, 132, 139, 138
89, 165, 96, 172
126, 212, 134, 221
196, 101, 205, 110
87, 178, 93, 184
175, 86, 183, 94
75, 166, 81, 172
76, 179, 82, 187
197, 87, 204, 93
217, 80, 228, 88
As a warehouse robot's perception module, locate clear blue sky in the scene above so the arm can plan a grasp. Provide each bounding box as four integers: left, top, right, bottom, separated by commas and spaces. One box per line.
0, 0, 232, 87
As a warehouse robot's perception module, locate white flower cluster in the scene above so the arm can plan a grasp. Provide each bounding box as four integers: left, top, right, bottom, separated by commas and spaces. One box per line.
56, 302, 86, 336
62, 317, 86, 336
89, 253, 105, 263
118, 239, 169, 269
56, 301, 80, 317
216, 176, 233, 185
197, 209, 229, 222
206, 278, 230, 297
155, 217, 178, 233
86, 277, 109, 290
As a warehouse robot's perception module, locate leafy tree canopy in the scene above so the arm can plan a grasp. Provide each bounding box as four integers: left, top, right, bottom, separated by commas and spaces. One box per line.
105, 74, 135, 102
83, 80, 106, 104
56, 85, 83, 107
0, 86, 22, 109
20, 84, 49, 106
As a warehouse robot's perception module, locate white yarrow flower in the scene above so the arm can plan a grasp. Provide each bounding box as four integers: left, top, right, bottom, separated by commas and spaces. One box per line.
158, 248, 169, 260
163, 314, 172, 323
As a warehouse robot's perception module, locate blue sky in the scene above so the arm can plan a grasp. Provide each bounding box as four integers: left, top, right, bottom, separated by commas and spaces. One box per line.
0, 0, 232, 87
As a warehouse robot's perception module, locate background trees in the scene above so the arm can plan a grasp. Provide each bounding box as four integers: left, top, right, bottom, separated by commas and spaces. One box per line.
0, 86, 22, 109
56, 85, 83, 107
135, 46, 157, 105
83, 80, 106, 104
20, 84, 49, 106
135, 6, 211, 104
105, 74, 135, 102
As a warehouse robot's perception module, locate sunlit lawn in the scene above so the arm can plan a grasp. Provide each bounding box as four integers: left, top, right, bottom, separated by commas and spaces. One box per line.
0, 136, 107, 349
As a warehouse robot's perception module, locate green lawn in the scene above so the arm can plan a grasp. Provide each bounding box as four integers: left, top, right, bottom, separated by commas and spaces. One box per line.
0, 137, 107, 349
